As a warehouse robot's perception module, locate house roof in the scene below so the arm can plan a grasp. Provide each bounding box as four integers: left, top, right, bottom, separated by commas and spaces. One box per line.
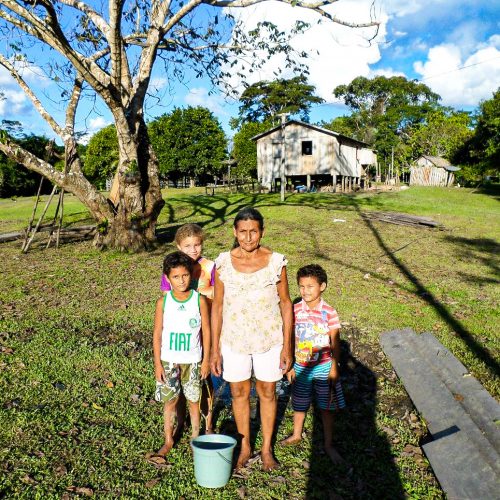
251, 119, 371, 148
419, 155, 461, 171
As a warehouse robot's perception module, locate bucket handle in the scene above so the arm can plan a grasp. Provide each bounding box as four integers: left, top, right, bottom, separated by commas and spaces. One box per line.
217, 451, 232, 465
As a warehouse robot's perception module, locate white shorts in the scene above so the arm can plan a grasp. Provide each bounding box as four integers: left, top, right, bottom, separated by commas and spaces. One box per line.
221, 343, 283, 383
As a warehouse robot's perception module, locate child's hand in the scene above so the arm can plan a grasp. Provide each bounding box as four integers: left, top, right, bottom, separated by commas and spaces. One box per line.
286, 368, 296, 383
201, 359, 210, 379
328, 362, 339, 384
154, 363, 166, 383
210, 350, 222, 377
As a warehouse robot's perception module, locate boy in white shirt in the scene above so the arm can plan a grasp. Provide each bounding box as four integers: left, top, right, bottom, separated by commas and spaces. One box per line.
152, 251, 211, 457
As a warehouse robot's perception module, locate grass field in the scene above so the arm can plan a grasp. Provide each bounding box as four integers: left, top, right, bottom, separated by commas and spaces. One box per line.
0, 185, 498, 498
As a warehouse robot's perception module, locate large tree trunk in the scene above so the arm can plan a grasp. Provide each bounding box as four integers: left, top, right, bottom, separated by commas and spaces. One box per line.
96, 112, 164, 250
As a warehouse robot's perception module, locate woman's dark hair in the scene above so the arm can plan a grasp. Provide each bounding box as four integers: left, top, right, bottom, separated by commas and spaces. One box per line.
232, 207, 264, 248
233, 207, 264, 231
297, 264, 328, 285
163, 251, 194, 277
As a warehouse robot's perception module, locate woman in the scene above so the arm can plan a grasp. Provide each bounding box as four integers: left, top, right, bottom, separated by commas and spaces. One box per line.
211, 207, 293, 471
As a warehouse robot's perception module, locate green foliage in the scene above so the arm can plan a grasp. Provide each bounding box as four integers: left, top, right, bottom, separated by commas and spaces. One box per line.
455, 87, 500, 182
320, 115, 358, 139
148, 106, 227, 184
231, 121, 271, 178
83, 125, 118, 189
233, 75, 324, 128
406, 108, 472, 160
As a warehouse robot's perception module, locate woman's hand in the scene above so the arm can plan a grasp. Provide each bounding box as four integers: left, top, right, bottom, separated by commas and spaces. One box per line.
280, 345, 293, 374
210, 349, 222, 377
286, 367, 296, 383
201, 358, 211, 379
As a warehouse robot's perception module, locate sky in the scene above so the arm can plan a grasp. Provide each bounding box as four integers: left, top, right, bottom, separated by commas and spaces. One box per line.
0, 0, 499, 142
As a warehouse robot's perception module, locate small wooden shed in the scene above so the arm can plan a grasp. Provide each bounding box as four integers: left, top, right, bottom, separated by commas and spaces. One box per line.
410, 156, 460, 187
252, 120, 377, 192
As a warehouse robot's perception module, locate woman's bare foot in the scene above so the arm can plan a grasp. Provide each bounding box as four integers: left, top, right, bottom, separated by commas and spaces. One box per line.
235, 448, 252, 470
261, 450, 279, 471
324, 445, 344, 464
205, 428, 214, 435
280, 435, 301, 446
156, 442, 173, 457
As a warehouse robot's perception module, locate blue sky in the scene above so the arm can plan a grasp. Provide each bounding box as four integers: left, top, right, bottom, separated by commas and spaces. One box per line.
0, 0, 499, 142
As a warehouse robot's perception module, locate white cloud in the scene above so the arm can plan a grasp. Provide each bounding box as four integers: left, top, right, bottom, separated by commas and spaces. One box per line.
223, 0, 385, 102
184, 87, 229, 115
369, 67, 406, 78
150, 77, 167, 92
414, 39, 500, 106
76, 116, 112, 144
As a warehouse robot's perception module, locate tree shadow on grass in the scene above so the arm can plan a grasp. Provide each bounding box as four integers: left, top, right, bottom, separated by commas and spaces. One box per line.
442, 235, 500, 285
306, 338, 405, 499
347, 200, 499, 378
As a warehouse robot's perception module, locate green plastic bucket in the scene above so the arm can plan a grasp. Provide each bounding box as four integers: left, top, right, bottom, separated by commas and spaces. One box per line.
191, 434, 237, 488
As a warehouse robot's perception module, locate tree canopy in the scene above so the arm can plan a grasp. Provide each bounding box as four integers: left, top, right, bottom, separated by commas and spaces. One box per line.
232, 75, 324, 128
148, 106, 227, 185
0, 0, 377, 249
332, 76, 442, 173
456, 88, 500, 180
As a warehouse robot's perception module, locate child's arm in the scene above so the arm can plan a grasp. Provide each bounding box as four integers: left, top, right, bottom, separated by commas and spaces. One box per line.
210, 270, 224, 377
328, 327, 341, 383
153, 297, 166, 382
199, 294, 211, 379
277, 266, 293, 373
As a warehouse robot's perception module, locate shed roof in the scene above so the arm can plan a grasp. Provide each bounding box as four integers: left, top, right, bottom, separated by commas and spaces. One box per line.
420, 155, 451, 168
418, 155, 461, 172
251, 119, 371, 148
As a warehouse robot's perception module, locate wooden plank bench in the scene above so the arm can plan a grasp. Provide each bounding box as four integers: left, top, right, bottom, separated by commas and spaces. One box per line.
380, 328, 499, 500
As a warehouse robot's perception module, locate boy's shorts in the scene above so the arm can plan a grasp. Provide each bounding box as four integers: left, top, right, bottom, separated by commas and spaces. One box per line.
155, 361, 201, 403
291, 361, 345, 412
221, 343, 283, 383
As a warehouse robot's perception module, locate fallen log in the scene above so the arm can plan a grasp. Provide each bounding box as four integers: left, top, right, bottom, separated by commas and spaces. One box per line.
361, 211, 444, 229
0, 225, 96, 244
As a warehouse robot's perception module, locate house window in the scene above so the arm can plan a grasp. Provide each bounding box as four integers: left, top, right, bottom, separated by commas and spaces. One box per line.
302, 140, 313, 155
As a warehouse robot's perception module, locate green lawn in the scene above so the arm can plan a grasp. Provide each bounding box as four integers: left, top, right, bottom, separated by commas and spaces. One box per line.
0, 185, 498, 498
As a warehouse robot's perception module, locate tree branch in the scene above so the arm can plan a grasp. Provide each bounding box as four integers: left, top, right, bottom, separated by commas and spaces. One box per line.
202, 0, 379, 28
0, 54, 65, 137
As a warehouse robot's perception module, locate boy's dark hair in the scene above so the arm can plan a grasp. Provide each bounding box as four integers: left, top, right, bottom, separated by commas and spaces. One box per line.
297, 264, 328, 285
163, 251, 194, 277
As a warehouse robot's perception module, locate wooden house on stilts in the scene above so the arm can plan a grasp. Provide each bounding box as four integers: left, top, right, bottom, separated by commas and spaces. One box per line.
252, 120, 377, 192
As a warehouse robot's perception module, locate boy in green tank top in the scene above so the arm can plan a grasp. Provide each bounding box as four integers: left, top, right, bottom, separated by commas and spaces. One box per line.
152, 251, 211, 458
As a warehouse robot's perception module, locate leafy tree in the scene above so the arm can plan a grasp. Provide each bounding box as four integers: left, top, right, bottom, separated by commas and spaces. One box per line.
456, 88, 500, 181
232, 75, 324, 128
406, 109, 472, 161
149, 106, 227, 185
231, 120, 272, 178
0, 1, 378, 250
334, 76, 441, 173
83, 126, 119, 190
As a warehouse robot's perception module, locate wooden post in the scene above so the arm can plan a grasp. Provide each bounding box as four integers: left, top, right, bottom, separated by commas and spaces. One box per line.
306, 174, 311, 191
332, 174, 337, 193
